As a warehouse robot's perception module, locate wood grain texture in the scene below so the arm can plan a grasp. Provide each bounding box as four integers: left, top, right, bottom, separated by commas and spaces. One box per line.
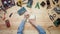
0, 0, 60, 34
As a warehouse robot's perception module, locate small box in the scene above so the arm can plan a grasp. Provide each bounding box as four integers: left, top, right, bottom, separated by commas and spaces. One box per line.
17, 7, 26, 15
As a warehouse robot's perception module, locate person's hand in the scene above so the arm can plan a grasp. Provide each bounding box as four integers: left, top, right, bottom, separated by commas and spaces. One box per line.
29, 14, 37, 26
29, 14, 36, 23
24, 12, 30, 19
29, 19, 36, 23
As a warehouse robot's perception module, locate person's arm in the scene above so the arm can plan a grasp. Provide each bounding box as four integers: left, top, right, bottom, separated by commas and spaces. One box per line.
17, 18, 27, 34
29, 19, 46, 34
30, 22, 46, 34
36, 25, 46, 34
17, 12, 29, 34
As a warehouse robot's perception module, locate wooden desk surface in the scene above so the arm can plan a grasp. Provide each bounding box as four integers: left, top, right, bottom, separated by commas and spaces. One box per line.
0, 0, 60, 34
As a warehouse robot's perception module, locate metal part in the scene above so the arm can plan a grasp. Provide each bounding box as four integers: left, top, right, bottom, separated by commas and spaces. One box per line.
1, 0, 15, 9
53, 6, 60, 14
48, 13, 54, 21
49, 15, 54, 21
9, 13, 13, 17
53, 14, 56, 18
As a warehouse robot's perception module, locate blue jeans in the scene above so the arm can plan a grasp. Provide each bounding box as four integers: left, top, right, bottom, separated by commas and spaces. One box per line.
17, 19, 46, 34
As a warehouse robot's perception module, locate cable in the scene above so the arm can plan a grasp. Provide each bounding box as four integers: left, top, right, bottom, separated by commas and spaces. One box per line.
46, 26, 54, 34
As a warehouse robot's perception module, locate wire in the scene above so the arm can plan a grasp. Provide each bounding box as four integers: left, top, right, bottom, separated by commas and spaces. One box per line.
46, 26, 54, 34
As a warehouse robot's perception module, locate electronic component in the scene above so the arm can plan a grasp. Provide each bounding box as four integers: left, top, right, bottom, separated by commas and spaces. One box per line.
9, 13, 13, 17
40, 1, 46, 7
0, 6, 7, 13
54, 0, 59, 3
35, 2, 40, 9
5, 19, 10, 28
17, 0, 22, 7
46, 0, 51, 9
27, 0, 33, 8
53, 14, 56, 18
54, 18, 60, 27
53, 6, 60, 14
1, 0, 15, 9
49, 15, 54, 21
52, 0, 55, 5
17, 7, 26, 15
48, 13, 54, 21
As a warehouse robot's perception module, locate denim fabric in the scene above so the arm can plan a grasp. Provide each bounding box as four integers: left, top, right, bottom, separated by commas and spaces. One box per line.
17, 19, 26, 34
36, 25, 46, 34
17, 19, 46, 34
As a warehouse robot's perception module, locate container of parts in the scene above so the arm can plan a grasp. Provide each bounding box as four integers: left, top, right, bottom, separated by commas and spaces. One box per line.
5, 19, 10, 28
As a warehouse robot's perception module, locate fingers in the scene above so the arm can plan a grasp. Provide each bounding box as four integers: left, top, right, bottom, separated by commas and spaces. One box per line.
29, 19, 36, 23
29, 14, 36, 23
24, 12, 36, 23
24, 11, 30, 19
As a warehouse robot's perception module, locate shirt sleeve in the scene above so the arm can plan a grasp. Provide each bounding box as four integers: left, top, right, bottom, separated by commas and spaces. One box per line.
17, 19, 26, 34
36, 25, 46, 34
